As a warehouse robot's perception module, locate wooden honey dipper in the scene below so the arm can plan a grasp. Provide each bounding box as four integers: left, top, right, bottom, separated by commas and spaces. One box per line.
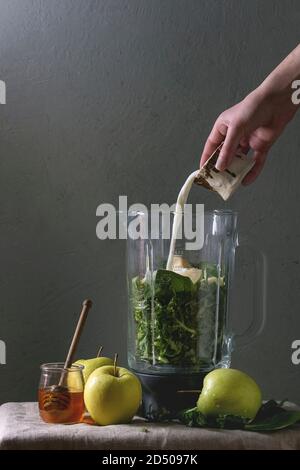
42, 299, 92, 411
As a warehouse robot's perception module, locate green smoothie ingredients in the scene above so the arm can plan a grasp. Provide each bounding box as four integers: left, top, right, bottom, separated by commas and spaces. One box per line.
131, 261, 227, 368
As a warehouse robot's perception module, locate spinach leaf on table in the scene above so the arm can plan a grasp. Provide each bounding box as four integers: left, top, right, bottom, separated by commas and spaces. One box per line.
179, 407, 249, 429
178, 401, 300, 432
245, 400, 300, 431
179, 407, 207, 427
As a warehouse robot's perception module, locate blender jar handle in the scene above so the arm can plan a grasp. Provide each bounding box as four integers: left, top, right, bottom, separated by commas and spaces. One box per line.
233, 235, 267, 347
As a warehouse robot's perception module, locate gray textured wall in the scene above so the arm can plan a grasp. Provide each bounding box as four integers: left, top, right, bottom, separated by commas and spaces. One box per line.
1, 0, 300, 404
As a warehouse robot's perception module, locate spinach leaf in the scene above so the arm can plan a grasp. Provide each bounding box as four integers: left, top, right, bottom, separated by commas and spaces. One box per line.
179, 407, 249, 429
245, 401, 300, 432
179, 407, 207, 427
213, 414, 250, 429
252, 399, 287, 421
131, 263, 227, 368
178, 401, 300, 432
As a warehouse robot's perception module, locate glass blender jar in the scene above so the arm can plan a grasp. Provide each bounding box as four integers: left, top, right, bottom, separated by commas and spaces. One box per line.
126, 209, 265, 419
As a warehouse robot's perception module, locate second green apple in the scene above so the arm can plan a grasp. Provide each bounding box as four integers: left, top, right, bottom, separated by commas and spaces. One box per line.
74, 356, 113, 383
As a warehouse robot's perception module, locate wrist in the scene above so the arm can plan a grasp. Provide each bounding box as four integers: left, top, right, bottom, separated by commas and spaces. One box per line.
252, 78, 300, 113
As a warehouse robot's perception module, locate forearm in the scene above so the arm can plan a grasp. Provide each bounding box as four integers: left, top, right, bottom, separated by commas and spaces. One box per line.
200, 43, 300, 182
257, 44, 300, 98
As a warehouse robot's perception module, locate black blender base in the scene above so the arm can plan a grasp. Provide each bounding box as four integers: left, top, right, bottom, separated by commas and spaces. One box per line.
133, 370, 207, 420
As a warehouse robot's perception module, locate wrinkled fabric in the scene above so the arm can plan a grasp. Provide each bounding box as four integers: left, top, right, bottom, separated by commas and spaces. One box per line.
0, 402, 300, 450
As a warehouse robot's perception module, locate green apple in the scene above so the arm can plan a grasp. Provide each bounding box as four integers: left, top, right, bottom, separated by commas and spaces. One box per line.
74, 356, 113, 383
84, 365, 142, 425
197, 368, 262, 420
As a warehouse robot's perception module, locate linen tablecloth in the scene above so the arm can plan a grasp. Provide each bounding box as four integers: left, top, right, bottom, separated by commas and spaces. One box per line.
1, 402, 300, 450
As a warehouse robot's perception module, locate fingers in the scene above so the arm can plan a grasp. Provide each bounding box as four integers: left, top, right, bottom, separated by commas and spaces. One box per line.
200, 118, 244, 171
200, 121, 227, 167
239, 136, 250, 154
242, 151, 268, 185
215, 125, 243, 171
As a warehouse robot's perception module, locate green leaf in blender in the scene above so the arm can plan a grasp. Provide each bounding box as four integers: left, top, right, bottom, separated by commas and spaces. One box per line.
131, 262, 227, 368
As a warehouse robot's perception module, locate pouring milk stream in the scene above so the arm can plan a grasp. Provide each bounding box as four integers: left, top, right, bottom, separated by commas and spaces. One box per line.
166, 170, 199, 271
166, 145, 254, 271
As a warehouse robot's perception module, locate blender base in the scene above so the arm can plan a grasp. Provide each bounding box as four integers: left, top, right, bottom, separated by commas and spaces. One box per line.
133, 370, 207, 420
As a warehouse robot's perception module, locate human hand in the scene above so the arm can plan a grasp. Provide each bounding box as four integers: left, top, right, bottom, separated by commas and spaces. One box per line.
200, 88, 299, 185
